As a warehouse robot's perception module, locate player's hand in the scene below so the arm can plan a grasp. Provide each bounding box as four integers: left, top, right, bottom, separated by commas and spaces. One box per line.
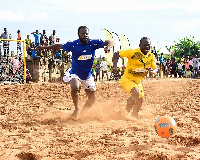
104, 46, 110, 53
112, 67, 118, 74
147, 67, 154, 74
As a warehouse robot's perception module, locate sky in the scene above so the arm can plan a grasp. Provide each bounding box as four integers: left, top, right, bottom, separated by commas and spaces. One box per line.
0, 0, 200, 57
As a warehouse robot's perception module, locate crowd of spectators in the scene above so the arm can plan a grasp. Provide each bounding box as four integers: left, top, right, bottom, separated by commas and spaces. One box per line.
0, 28, 200, 83
154, 53, 200, 78
0, 28, 71, 83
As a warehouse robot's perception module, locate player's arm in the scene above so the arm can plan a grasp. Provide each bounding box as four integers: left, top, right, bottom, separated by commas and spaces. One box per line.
104, 40, 114, 53
112, 51, 120, 73
36, 44, 62, 50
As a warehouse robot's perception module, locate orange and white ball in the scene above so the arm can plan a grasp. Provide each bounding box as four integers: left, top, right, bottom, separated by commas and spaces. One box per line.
154, 116, 177, 138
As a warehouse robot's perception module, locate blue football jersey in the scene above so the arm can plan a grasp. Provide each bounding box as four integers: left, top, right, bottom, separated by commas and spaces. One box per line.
62, 39, 105, 80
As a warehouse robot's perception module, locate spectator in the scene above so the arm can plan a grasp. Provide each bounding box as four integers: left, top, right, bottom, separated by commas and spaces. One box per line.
25, 35, 31, 51
184, 56, 189, 70
0, 28, 12, 61
193, 54, 199, 76
185, 68, 192, 78
40, 30, 48, 46
165, 59, 172, 77
152, 46, 157, 56
95, 60, 101, 81
11, 56, 20, 74
17, 30, 22, 54
170, 60, 177, 78
181, 55, 185, 70
177, 60, 183, 78
155, 56, 161, 77
49, 30, 57, 45
159, 53, 164, 75
26, 69, 32, 83
100, 57, 109, 81
31, 30, 41, 47
91, 64, 95, 79
189, 55, 193, 72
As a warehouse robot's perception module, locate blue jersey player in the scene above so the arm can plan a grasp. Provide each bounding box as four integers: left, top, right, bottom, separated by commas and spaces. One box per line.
36, 26, 114, 118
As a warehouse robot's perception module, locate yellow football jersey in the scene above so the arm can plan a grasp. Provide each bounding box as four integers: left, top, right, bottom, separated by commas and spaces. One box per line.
119, 48, 156, 84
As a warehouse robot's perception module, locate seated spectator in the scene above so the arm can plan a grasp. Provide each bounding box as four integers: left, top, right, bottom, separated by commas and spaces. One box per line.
26, 69, 32, 83
185, 69, 192, 78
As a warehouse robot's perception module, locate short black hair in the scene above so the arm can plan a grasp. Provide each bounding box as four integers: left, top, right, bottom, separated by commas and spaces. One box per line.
140, 37, 151, 44
78, 26, 89, 33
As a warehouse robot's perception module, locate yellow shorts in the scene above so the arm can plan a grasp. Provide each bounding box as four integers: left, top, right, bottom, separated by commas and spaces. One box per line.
120, 75, 144, 98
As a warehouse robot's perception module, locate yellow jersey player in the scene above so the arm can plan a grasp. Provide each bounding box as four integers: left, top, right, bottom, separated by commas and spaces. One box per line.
113, 37, 157, 118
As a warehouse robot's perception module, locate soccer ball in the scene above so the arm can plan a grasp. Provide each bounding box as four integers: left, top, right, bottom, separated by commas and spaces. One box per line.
154, 116, 177, 138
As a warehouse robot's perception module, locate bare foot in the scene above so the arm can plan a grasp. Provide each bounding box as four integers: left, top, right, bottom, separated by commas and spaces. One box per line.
131, 111, 139, 118
71, 109, 79, 118
80, 107, 89, 117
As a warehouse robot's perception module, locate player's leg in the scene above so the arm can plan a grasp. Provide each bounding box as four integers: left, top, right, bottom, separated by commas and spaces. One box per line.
82, 89, 95, 112
80, 76, 96, 115
120, 76, 144, 117
102, 71, 104, 81
70, 78, 81, 117
126, 86, 140, 112
131, 97, 143, 117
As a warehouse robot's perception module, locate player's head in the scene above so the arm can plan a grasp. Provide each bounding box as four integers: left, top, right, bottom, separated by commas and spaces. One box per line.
139, 37, 151, 55
78, 26, 89, 45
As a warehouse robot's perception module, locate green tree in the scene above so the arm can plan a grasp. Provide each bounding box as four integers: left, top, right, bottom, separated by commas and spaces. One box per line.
166, 36, 200, 58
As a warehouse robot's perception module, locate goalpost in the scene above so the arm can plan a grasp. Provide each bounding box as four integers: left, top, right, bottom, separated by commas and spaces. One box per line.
0, 39, 26, 84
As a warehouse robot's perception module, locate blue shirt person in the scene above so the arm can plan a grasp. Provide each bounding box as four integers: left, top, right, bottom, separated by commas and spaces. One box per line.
31, 30, 41, 47
36, 26, 114, 118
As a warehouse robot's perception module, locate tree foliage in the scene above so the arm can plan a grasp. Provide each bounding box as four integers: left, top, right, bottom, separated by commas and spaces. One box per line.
166, 36, 200, 58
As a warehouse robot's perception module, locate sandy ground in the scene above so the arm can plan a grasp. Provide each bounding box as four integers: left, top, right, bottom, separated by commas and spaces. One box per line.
0, 78, 200, 160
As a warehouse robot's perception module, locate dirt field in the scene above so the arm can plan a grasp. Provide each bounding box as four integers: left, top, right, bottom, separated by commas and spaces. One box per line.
0, 78, 200, 160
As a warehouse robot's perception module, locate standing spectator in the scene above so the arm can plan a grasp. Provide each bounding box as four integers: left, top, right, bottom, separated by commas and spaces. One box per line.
165, 59, 172, 77
25, 35, 31, 51
11, 56, 20, 74
171, 60, 177, 78
100, 57, 108, 81
181, 55, 185, 70
155, 56, 161, 77
184, 56, 189, 70
159, 53, 164, 75
0, 28, 12, 61
17, 30, 22, 54
31, 30, 41, 47
193, 54, 199, 76
91, 64, 95, 79
177, 59, 183, 78
0, 38, 2, 60
49, 30, 57, 45
152, 46, 157, 56
189, 55, 194, 72
95, 60, 101, 81
40, 30, 48, 46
